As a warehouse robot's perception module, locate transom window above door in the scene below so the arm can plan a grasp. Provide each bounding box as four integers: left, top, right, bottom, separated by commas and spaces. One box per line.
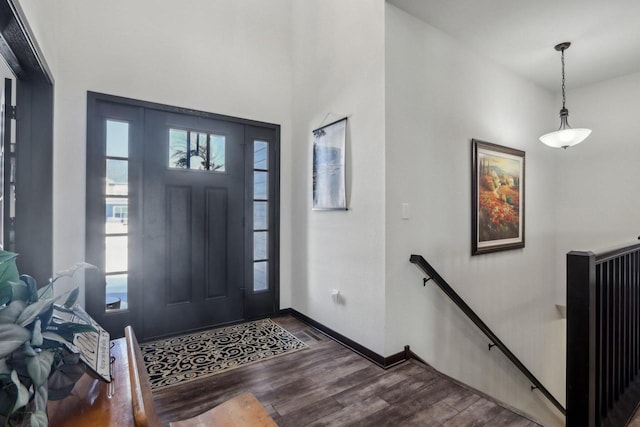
168, 128, 226, 171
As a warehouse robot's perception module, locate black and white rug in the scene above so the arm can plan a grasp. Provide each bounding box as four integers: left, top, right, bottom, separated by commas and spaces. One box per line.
141, 318, 308, 390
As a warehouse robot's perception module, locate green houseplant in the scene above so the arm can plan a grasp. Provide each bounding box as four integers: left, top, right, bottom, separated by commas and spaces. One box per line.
0, 251, 97, 427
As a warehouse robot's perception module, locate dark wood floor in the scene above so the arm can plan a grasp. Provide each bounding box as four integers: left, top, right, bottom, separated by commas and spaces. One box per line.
153, 316, 541, 426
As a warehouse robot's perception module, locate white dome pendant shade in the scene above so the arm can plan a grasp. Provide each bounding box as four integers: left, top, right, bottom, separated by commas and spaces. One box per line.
539, 108, 592, 149
539, 42, 591, 149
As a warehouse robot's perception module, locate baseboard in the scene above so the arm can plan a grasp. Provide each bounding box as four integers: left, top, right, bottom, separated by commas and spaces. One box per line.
278, 308, 411, 369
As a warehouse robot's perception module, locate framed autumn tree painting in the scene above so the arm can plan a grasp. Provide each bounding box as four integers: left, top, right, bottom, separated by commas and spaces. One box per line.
471, 139, 525, 255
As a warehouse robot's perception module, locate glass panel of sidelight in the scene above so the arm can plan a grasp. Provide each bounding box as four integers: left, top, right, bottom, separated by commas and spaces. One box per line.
105, 198, 128, 234
253, 202, 267, 230
105, 273, 128, 310
105, 235, 128, 273
254, 140, 268, 170
106, 159, 128, 195
106, 120, 129, 158
253, 231, 268, 260
253, 261, 268, 292
254, 171, 267, 200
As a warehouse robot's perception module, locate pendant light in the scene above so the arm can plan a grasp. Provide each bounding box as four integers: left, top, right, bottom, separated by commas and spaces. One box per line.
539, 42, 591, 149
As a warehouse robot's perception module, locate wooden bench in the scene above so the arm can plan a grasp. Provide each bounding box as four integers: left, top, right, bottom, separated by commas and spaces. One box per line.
125, 325, 278, 427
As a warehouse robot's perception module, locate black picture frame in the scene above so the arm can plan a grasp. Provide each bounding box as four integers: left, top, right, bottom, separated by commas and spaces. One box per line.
471, 139, 525, 255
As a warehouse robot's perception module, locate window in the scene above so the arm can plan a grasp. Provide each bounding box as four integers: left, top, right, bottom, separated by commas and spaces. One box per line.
253, 140, 269, 292
169, 128, 225, 171
105, 120, 129, 310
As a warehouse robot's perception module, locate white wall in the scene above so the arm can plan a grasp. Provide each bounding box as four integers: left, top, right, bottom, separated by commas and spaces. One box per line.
555, 72, 640, 299
17, 0, 294, 304
385, 5, 564, 426
290, 0, 387, 354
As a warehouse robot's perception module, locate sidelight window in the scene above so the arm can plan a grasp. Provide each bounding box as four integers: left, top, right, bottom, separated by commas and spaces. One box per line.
104, 120, 129, 311
253, 140, 269, 292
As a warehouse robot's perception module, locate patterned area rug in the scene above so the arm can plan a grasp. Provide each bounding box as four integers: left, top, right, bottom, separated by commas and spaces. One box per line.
141, 318, 308, 390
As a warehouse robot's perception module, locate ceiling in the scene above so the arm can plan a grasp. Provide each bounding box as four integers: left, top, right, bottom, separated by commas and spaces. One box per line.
388, 0, 640, 92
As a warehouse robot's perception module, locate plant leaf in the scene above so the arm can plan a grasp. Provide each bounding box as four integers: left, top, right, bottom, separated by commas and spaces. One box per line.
0, 300, 26, 324
0, 282, 11, 306
27, 349, 55, 388
0, 251, 19, 282
0, 251, 19, 306
10, 281, 29, 303
9, 369, 29, 415
34, 384, 48, 412
19, 275, 39, 304
16, 297, 56, 327
23, 341, 37, 357
31, 318, 43, 347
30, 410, 48, 427
39, 303, 55, 330
42, 331, 77, 350
37, 282, 53, 299
0, 323, 31, 358
0, 358, 9, 375
54, 262, 98, 280
63, 287, 79, 308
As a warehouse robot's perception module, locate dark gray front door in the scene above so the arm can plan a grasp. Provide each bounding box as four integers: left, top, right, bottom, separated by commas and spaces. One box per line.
142, 110, 245, 339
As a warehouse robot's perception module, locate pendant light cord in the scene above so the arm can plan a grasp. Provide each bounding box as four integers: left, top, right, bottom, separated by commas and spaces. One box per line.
561, 48, 566, 110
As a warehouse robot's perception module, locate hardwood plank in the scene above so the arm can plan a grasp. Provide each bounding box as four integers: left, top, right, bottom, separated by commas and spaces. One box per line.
402, 401, 459, 426
441, 389, 482, 412
484, 407, 537, 426
275, 397, 343, 427
441, 398, 505, 427
307, 395, 390, 427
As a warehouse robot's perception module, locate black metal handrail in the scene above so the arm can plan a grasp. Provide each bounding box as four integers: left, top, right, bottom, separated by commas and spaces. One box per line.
410, 254, 566, 416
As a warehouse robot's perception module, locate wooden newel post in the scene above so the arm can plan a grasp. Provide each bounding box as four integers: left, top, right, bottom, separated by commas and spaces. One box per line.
566, 251, 597, 427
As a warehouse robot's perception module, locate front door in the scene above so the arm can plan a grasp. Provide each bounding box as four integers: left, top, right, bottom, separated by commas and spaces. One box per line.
142, 110, 245, 339
85, 94, 280, 340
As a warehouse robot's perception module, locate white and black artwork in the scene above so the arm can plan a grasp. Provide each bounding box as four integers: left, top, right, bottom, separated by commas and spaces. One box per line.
312, 118, 347, 210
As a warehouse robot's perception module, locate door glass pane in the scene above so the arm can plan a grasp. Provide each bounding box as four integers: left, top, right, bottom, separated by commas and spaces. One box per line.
209, 135, 225, 171
169, 128, 188, 168
189, 131, 206, 170
105, 235, 128, 272
254, 140, 268, 169
106, 120, 129, 158
254, 171, 267, 200
105, 274, 128, 310
254, 261, 268, 292
169, 129, 225, 172
106, 159, 128, 195
106, 199, 128, 234
254, 202, 267, 230
254, 231, 268, 260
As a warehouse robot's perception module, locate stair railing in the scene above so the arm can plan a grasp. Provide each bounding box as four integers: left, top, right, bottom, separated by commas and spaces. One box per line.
410, 254, 565, 416
567, 239, 640, 427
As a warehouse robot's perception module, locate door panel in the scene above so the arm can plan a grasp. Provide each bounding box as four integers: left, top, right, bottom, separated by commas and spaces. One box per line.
205, 188, 228, 298
142, 110, 245, 339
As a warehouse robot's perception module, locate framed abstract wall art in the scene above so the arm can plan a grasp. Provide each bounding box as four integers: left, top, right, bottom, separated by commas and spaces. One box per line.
471, 139, 525, 255
312, 118, 347, 210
